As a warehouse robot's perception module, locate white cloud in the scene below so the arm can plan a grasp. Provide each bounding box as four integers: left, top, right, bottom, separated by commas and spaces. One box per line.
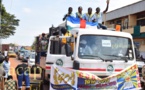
23, 8, 31, 13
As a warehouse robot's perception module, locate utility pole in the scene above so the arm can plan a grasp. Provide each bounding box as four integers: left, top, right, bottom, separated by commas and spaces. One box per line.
0, 0, 3, 51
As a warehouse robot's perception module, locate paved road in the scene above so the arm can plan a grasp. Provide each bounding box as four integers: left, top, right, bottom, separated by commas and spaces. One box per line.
9, 57, 49, 90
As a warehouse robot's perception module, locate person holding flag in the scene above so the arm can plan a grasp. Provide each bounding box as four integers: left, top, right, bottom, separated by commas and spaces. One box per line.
63, 7, 74, 21
76, 6, 83, 19
83, 7, 94, 22
66, 7, 98, 29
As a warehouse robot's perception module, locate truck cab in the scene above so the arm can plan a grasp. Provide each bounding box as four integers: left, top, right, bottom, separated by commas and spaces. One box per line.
43, 28, 137, 80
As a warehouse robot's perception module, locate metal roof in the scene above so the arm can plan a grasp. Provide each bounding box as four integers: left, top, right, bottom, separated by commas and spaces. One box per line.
106, 0, 145, 21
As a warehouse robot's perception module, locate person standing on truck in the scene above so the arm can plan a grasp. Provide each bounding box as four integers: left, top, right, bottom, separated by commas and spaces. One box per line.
76, 6, 83, 19
63, 7, 74, 21
92, 0, 110, 29
61, 27, 74, 52
83, 7, 94, 22
15, 62, 30, 90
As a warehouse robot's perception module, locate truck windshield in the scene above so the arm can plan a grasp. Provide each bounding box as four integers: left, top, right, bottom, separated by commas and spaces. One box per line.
78, 35, 134, 60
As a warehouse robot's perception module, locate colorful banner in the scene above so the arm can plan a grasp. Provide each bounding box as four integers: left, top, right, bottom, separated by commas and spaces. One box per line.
50, 64, 141, 90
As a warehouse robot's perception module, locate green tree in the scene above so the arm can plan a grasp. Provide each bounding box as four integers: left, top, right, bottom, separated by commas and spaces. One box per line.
0, 1, 20, 38
31, 39, 36, 50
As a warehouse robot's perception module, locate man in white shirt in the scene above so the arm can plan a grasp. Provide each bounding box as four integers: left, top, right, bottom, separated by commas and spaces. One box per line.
92, 0, 110, 29
4, 49, 8, 57
83, 7, 94, 22
76, 6, 83, 19
3, 56, 10, 80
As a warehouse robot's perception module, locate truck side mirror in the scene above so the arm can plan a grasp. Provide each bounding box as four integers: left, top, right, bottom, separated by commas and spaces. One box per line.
65, 44, 73, 56
135, 48, 140, 59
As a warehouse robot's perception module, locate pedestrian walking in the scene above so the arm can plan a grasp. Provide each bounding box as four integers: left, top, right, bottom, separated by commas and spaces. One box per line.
5, 75, 17, 90
4, 49, 8, 57
15, 62, 30, 90
3, 56, 10, 80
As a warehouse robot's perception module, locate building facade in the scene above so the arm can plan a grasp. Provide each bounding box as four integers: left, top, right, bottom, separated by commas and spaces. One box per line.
104, 0, 145, 58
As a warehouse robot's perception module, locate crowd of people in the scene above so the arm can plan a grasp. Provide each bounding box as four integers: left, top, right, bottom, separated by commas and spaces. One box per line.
63, 0, 110, 29
0, 53, 30, 90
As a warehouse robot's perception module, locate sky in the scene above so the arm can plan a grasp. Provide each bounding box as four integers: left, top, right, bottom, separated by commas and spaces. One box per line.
2, 0, 142, 46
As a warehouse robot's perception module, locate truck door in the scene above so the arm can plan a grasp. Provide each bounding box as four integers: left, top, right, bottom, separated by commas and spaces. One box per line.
46, 36, 74, 68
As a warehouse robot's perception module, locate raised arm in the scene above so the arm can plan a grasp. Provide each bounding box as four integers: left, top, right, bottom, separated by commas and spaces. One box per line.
103, 0, 110, 14
63, 14, 68, 21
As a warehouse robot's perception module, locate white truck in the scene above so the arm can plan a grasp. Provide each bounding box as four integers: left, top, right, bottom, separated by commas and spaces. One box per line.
39, 27, 142, 84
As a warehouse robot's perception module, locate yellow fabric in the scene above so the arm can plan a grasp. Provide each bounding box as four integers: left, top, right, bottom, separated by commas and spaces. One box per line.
62, 32, 74, 51
86, 13, 93, 22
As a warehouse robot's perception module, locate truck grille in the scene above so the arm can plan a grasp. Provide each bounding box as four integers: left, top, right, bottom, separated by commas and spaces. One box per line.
98, 76, 108, 78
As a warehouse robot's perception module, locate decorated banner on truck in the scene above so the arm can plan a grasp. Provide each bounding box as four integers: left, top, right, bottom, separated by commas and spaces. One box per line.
50, 64, 141, 90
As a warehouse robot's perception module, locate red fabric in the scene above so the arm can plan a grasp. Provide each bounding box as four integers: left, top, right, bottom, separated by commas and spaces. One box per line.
80, 19, 86, 28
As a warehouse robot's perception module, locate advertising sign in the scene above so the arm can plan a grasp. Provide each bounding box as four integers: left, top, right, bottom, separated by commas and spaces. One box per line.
50, 64, 141, 90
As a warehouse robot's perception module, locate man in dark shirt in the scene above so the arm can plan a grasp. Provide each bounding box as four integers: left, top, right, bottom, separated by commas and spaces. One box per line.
40, 33, 48, 57
63, 7, 74, 21
15, 62, 30, 90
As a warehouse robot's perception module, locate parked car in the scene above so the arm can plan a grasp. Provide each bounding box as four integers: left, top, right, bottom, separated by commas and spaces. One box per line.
8, 51, 17, 58
22, 50, 31, 62
18, 51, 25, 60
28, 52, 36, 66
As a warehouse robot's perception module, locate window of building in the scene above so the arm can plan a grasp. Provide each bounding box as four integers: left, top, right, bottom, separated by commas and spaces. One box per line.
116, 20, 121, 25
137, 19, 145, 26
137, 12, 145, 19
123, 18, 129, 29
110, 21, 114, 24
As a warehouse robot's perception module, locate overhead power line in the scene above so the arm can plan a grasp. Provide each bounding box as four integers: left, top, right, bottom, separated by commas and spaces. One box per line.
10, 0, 13, 13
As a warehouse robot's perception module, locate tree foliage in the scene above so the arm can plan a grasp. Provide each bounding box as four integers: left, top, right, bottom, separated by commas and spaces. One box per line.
0, 1, 20, 38
31, 39, 36, 50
